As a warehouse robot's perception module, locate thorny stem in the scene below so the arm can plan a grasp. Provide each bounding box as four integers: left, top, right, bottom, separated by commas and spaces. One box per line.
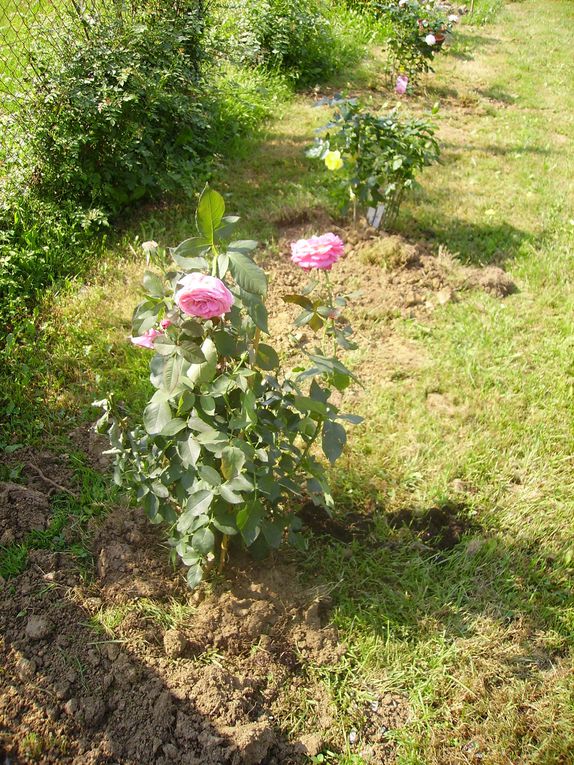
219, 534, 230, 573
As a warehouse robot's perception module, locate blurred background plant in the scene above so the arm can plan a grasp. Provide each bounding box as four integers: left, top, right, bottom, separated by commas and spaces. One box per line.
307, 98, 440, 229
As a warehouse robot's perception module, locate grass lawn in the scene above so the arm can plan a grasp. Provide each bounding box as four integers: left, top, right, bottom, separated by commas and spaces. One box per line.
2, 0, 574, 762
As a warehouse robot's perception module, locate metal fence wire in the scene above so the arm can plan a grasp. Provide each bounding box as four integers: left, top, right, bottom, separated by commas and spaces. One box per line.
0, 0, 173, 116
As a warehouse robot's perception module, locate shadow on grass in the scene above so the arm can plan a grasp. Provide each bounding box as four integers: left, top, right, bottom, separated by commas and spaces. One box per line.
439, 140, 553, 157
397, 214, 533, 266
475, 85, 517, 104
301, 488, 574, 664
446, 30, 499, 61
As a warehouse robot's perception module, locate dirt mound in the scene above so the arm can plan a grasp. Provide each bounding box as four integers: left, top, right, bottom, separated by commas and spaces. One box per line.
0, 481, 51, 545
92, 506, 184, 602
265, 226, 517, 363
464, 265, 517, 297
1, 503, 410, 764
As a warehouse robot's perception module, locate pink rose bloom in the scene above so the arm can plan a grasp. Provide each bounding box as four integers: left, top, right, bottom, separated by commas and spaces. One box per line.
160, 318, 172, 329
290, 233, 344, 270
425, 33, 436, 46
395, 75, 409, 95
130, 327, 163, 349
175, 273, 234, 319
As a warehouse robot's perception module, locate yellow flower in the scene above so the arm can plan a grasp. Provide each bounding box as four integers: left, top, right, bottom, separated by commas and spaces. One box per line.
324, 150, 343, 171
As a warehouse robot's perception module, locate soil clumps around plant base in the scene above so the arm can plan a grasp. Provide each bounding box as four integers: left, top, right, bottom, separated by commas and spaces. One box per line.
1, 498, 409, 764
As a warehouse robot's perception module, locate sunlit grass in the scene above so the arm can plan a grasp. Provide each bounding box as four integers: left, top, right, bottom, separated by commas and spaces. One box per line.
1, 0, 574, 762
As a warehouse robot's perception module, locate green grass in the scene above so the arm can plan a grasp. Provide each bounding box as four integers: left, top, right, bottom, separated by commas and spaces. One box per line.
0, 452, 117, 579
2, 0, 574, 762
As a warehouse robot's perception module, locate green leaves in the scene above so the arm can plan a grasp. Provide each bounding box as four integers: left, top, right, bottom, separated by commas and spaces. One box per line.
143, 270, 164, 298
150, 353, 187, 395
221, 446, 245, 480
143, 395, 172, 435
228, 249, 267, 297
196, 187, 225, 244
177, 490, 213, 533
187, 338, 217, 386
132, 299, 160, 334
255, 343, 280, 371
322, 419, 347, 464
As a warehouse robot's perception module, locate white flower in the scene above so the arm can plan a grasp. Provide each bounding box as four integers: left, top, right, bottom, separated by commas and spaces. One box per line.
399, 0, 408, 6
141, 240, 159, 254
448, 13, 459, 22
425, 33, 436, 45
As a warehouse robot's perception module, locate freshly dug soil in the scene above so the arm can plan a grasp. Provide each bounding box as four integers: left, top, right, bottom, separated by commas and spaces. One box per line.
0, 502, 409, 765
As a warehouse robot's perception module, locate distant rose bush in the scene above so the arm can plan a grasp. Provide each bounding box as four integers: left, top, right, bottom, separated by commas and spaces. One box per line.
307, 98, 440, 229
96, 187, 361, 588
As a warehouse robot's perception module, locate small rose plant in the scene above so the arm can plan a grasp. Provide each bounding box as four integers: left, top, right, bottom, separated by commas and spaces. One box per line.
96, 187, 361, 588
377, 0, 457, 82
307, 98, 440, 229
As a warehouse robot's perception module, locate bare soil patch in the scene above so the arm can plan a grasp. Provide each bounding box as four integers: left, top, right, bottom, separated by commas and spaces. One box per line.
1, 500, 409, 764
387, 500, 480, 552
263, 222, 516, 389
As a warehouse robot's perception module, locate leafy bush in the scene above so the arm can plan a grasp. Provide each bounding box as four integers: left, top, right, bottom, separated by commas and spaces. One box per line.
0, 181, 107, 330
209, 0, 366, 86
359, 0, 455, 81
96, 187, 361, 586
206, 62, 291, 141
22, 2, 207, 215
307, 99, 440, 228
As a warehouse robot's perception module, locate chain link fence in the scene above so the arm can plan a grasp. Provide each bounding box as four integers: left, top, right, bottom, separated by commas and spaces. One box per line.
0, 0, 175, 115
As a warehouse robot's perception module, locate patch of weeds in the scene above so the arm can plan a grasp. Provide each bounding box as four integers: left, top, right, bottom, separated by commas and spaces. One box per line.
466, 0, 503, 26
20, 733, 43, 761
0, 544, 28, 580
89, 605, 129, 638
0, 453, 118, 581
88, 598, 195, 638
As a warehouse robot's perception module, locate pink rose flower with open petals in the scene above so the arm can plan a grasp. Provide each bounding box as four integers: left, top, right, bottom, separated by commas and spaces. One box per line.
130, 327, 163, 349
395, 75, 409, 95
290, 233, 344, 270
175, 273, 234, 319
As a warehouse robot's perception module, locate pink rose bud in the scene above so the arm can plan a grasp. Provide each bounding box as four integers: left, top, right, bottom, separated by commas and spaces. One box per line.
175, 273, 234, 319
290, 233, 345, 271
130, 327, 163, 349
160, 318, 172, 330
395, 75, 409, 95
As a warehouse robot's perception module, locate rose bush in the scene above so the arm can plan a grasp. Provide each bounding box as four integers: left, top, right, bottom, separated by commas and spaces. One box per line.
307, 98, 440, 229
96, 187, 361, 587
